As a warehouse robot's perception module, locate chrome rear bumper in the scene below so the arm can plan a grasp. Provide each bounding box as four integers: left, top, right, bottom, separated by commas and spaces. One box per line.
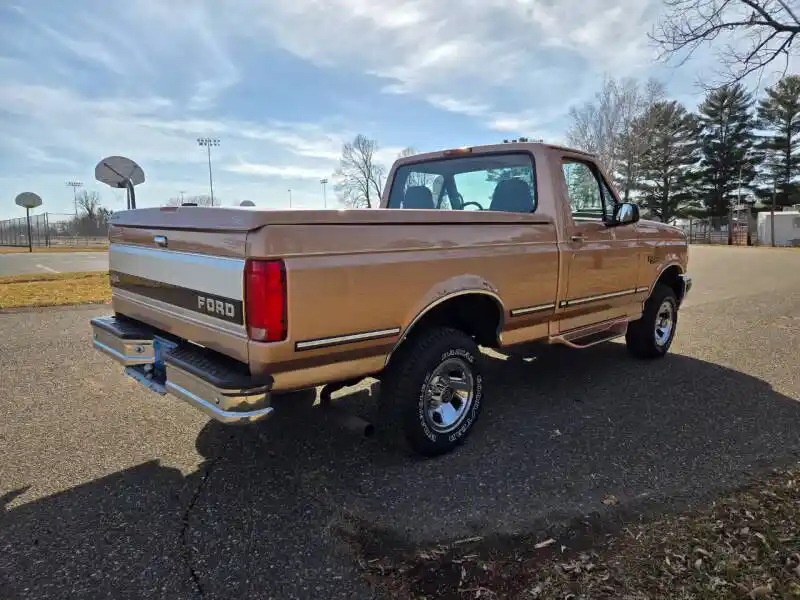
90, 315, 273, 424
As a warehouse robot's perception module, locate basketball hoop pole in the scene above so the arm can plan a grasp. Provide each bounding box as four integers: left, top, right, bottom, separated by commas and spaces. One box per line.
26, 207, 32, 253
126, 180, 136, 210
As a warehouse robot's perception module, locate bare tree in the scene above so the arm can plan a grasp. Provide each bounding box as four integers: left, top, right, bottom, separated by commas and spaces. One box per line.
651, 0, 800, 87
615, 79, 667, 200
567, 77, 642, 174
164, 194, 215, 207
74, 190, 111, 237
76, 190, 102, 221
567, 76, 665, 198
334, 134, 386, 208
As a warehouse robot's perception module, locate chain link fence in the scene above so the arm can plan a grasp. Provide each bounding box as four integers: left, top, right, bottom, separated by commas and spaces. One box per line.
682, 214, 763, 246
0, 213, 109, 248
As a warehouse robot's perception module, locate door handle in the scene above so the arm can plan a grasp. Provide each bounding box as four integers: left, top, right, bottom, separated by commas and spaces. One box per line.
570, 234, 585, 243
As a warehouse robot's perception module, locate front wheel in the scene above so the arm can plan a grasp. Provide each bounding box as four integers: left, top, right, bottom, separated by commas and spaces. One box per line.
625, 283, 678, 359
380, 327, 484, 457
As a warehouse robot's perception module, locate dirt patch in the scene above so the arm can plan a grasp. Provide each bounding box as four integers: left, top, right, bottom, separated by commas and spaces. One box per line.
351, 466, 800, 599
0, 271, 111, 309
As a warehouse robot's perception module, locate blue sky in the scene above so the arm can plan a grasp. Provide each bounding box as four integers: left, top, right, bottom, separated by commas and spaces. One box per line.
0, 0, 791, 219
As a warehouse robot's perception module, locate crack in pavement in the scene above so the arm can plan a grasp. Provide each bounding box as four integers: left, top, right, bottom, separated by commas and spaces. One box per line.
180, 453, 223, 599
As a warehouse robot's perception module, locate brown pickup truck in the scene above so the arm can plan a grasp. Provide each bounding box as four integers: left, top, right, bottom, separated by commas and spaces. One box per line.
90, 141, 691, 456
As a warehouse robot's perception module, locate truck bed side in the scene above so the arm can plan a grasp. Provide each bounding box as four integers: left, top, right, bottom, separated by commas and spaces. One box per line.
246, 215, 559, 390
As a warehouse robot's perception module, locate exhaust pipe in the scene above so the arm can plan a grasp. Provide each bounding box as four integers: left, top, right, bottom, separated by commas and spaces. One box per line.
318, 381, 375, 438
325, 404, 375, 438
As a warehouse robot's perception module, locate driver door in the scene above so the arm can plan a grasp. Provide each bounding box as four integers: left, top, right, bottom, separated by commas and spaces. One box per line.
558, 158, 640, 329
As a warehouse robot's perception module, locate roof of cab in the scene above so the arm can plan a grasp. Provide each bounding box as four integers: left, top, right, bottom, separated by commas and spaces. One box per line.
391, 141, 597, 167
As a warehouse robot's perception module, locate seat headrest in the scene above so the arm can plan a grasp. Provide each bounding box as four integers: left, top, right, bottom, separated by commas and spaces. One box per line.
404, 186, 434, 209
490, 178, 533, 213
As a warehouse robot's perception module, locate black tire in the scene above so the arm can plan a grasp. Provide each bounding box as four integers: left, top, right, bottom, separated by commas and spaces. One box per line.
625, 283, 678, 359
379, 327, 484, 457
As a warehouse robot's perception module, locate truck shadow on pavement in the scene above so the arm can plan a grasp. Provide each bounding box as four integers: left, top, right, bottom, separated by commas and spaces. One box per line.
3, 344, 800, 599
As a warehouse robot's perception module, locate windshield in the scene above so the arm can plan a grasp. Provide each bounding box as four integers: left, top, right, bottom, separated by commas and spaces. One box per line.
386, 152, 537, 214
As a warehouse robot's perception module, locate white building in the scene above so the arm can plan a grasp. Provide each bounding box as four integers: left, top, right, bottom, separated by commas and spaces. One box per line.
757, 211, 800, 247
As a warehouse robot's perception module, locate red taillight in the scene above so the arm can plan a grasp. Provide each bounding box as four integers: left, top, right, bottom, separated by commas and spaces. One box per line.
244, 259, 287, 342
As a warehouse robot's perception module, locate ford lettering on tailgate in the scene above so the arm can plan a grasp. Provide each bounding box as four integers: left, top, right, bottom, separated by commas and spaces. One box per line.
109, 270, 244, 325
197, 295, 236, 318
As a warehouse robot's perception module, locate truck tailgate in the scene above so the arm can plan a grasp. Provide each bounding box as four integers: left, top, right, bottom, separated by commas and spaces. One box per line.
108, 220, 250, 363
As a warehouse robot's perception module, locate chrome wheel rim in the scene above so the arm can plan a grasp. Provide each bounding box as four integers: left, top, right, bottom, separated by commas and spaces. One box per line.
654, 300, 674, 347
423, 357, 475, 434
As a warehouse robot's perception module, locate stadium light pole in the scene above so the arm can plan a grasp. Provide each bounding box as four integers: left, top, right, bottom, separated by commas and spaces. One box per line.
320, 178, 328, 208
65, 180, 83, 216
197, 137, 220, 206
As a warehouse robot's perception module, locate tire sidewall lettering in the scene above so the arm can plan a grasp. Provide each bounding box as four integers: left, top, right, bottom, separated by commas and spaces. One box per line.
417, 369, 437, 442
448, 373, 482, 443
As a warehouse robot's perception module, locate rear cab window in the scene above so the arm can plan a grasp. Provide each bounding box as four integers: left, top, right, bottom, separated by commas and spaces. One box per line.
387, 152, 537, 214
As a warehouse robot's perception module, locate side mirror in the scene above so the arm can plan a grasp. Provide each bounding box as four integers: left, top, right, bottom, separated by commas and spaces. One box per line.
610, 202, 639, 226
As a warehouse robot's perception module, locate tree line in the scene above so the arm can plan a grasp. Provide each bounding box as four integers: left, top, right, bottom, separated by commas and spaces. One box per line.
567, 74, 800, 223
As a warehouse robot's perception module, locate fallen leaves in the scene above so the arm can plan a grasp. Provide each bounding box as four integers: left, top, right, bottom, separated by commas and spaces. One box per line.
357, 464, 800, 600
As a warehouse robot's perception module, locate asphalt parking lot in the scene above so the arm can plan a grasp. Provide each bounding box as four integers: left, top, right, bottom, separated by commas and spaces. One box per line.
1, 246, 799, 599
0, 251, 108, 276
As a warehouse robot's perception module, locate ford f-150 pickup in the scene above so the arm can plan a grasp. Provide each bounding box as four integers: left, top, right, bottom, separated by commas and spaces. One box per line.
90, 141, 692, 456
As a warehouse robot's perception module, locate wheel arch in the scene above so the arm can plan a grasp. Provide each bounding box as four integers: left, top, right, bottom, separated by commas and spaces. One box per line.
653, 263, 687, 306
383, 289, 505, 368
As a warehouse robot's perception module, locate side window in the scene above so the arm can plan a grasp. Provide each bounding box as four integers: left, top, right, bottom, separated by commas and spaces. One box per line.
562, 161, 603, 218
561, 160, 617, 221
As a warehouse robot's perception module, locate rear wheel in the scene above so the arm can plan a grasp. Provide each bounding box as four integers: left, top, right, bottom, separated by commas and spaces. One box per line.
625, 283, 678, 359
379, 327, 484, 457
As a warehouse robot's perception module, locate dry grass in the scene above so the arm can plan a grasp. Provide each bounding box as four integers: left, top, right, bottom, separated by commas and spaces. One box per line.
0, 271, 111, 309
0, 246, 108, 254
357, 465, 800, 599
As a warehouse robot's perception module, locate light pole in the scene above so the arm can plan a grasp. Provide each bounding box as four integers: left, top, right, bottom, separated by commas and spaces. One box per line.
65, 180, 83, 216
197, 137, 220, 205
179, 190, 186, 204
288, 188, 292, 208
320, 178, 328, 208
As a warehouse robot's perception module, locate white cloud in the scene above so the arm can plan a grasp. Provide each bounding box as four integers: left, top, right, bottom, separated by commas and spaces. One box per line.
222, 0, 660, 127
0, 0, 794, 220
226, 162, 329, 180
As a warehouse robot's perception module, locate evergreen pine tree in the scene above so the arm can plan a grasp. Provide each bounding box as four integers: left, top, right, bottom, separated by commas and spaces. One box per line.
756, 76, 800, 209
636, 101, 701, 223
696, 84, 758, 217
